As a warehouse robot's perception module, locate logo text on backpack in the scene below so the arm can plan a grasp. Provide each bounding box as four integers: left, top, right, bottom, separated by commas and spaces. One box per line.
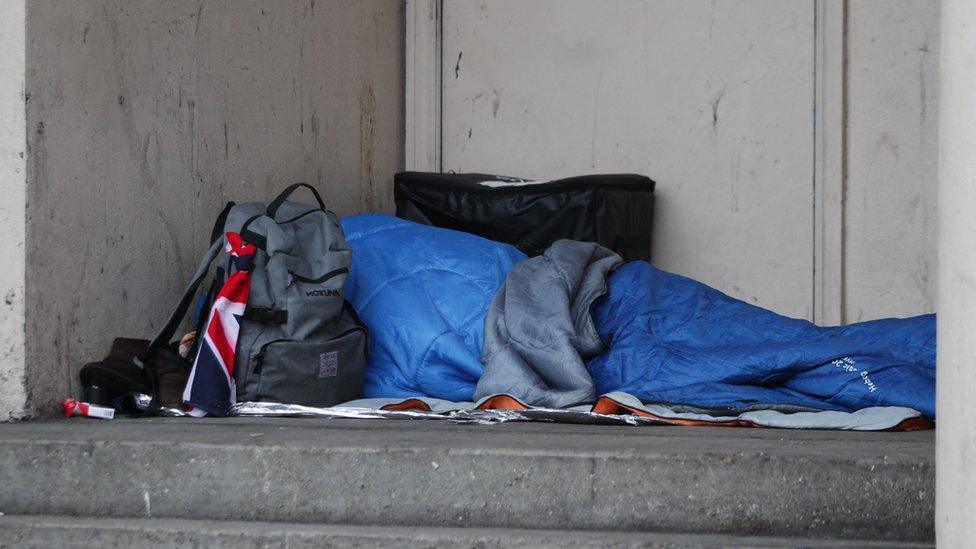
306, 289, 340, 297
319, 351, 339, 378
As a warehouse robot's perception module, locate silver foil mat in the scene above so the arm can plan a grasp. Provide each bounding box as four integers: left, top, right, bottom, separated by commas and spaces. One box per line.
133, 393, 665, 425
230, 401, 665, 426
133, 393, 188, 417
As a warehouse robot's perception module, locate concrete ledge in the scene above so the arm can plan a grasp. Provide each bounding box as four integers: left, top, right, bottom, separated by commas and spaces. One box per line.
0, 515, 934, 549
0, 418, 934, 542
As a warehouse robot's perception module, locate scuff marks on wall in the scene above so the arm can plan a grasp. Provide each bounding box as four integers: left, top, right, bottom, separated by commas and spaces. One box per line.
359, 80, 376, 212
710, 88, 724, 133
193, 0, 206, 36
309, 110, 319, 147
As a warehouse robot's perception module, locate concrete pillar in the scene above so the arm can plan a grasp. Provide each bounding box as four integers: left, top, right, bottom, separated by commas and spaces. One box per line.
0, 0, 26, 420
937, 0, 976, 544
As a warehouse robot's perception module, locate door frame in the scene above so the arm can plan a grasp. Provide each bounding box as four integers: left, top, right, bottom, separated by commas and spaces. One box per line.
405, 0, 442, 173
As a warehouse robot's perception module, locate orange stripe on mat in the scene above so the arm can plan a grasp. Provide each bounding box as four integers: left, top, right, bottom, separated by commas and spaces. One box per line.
593, 396, 753, 427
475, 395, 529, 411
380, 399, 432, 412
888, 416, 934, 431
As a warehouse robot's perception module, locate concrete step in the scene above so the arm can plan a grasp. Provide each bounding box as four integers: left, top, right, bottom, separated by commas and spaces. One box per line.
0, 515, 933, 548
0, 418, 934, 543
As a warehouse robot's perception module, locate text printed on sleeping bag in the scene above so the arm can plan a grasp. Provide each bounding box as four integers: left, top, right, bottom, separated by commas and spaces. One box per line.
831, 357, 878, 393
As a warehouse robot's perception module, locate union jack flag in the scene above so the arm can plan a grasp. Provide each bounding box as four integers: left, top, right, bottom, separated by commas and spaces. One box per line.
183, 232, 255, 417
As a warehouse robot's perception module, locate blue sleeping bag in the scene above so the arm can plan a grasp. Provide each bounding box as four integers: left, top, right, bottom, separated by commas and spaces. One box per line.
342, 214, 936, 418
342, 214, 525, 401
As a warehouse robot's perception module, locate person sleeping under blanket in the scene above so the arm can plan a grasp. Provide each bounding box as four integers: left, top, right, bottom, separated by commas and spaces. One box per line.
340, 214, 935, 420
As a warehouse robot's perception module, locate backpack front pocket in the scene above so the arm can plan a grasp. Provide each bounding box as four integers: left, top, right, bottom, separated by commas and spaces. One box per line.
285, 266, 348, 336
253, 327, 366, 407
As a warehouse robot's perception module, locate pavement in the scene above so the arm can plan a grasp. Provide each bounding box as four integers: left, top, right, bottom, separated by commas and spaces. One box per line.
0, 417, 934, 546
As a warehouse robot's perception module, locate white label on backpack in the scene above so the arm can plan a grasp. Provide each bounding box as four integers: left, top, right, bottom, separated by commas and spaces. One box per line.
318, 351, 339, 378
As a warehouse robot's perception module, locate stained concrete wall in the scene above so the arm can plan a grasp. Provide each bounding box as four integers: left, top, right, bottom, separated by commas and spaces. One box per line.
0, 0, 26, 420
439, 0, 939, 322
24, 0, 403, 414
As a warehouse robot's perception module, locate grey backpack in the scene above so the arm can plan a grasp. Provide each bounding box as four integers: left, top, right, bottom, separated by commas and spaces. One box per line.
144, 184, 367, 413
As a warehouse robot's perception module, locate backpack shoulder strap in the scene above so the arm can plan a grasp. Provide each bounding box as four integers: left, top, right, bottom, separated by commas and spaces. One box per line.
137, 201, 235, 364
140, 237, 223, 361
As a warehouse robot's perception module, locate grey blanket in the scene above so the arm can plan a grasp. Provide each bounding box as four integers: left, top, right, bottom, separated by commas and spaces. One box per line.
474, 240, 623, 408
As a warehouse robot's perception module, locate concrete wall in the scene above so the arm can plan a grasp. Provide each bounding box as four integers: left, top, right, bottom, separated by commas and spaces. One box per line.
845, 0, 939, 322
937, 1, 976, 543
23, 0, 403, 415
0, 0, 26, 420
436, 0, 939, 322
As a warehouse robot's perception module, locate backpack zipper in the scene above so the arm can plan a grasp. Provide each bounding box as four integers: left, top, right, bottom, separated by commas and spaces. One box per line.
289, 266, 349, 284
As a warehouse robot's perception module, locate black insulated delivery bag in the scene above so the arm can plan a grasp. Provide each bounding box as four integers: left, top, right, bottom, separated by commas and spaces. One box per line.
394, 172, 655, 261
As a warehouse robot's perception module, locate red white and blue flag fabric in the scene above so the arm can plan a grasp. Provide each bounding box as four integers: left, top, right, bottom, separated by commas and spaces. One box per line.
183, 232, 255, 417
